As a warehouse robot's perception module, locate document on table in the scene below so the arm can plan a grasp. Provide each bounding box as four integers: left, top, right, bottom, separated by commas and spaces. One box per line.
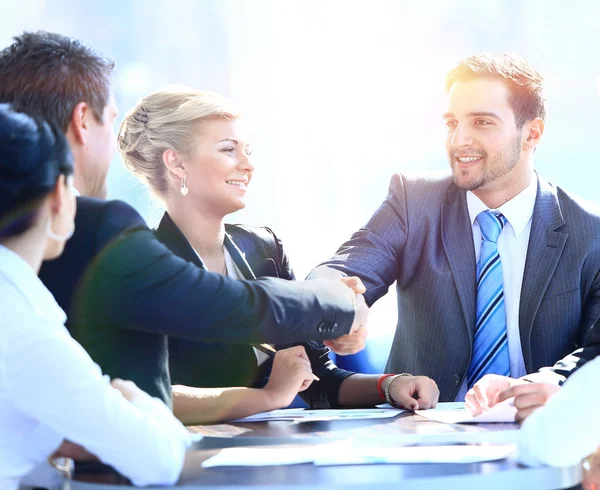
314, 444, 517, 465
231, 407, 405, 423
202, 440, 351, 467
415, 400, 517, 424
202, 442, 517, 467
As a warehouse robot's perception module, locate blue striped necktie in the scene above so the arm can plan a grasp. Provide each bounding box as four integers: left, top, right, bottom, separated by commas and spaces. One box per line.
467, 210, 510, 389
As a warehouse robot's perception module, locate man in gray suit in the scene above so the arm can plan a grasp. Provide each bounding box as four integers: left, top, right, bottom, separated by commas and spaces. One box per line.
309, 53, 600, 409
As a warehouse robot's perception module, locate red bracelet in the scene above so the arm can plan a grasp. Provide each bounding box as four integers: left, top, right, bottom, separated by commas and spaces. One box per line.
377, 374, 395, 402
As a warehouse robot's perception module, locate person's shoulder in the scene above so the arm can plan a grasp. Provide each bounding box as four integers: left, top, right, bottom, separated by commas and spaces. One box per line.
387, 170, 455, 202
0, 285, 61, 345
555, 185, 600, 220
226, 223, 279, 246
76, 197, 148, 244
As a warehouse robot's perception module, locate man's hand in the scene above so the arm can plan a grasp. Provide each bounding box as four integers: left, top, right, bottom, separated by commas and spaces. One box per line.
323, 277, 369, 355
465, 374, 526, 416
263, 346, 317, 409
388, 375, 440, 410
497, 382, 561, 422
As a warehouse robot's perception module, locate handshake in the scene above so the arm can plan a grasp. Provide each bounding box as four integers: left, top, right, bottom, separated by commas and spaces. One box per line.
322, 276, 370, 356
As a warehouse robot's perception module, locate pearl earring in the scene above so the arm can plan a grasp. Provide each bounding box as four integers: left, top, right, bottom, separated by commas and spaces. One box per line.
180, 175, 189, 196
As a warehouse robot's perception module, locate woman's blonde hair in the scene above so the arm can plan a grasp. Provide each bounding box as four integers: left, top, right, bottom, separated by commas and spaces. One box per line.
118, 85, 240, 200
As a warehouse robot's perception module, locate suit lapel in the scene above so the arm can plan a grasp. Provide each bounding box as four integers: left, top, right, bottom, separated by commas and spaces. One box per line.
441, 186, 477, 343
519, 175, 568, 370
154, 212, 204, 268
224, 233, 257, 279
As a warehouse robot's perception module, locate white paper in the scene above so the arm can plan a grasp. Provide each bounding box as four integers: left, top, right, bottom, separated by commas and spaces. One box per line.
202, 446, 315, 467
202, 442, 517, 467
313, 444, 517, 465
202, 440, 351, 468
231, 407, 404, 423
415, 400, 517, 424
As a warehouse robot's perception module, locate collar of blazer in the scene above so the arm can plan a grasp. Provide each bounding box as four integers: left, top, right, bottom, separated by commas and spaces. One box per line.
444, 171, 565, 231
153, 211, 256, 279
519, 173, 568, 370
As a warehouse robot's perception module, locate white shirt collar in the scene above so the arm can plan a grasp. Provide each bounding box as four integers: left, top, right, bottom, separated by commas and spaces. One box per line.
0, 245, 66, 324
466, 175, 538, 238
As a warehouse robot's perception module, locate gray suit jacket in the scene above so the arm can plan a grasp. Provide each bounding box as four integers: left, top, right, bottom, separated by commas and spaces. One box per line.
310, 172, 600, 401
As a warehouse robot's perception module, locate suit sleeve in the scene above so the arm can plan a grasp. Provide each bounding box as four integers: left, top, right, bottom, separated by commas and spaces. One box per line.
307, 174, 409, 306
94, 199, 147, 250
297, 341, 355, 408
74, 228, 355, 345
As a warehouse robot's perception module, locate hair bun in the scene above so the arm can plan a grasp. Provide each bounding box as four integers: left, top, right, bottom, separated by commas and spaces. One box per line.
0, 103, 73, 213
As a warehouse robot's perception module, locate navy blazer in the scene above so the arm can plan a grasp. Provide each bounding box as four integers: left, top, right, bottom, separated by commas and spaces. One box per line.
155, 212, 355, 409
39, 196, 146, 333
40, 197, 356, 405
310, 173, 600, 401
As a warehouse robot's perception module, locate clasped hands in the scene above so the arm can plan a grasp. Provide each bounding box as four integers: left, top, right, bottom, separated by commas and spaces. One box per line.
322, 276, 369, 356
465, 374, 561, 422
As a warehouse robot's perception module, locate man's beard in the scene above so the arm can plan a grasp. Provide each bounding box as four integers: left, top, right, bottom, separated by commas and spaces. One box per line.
450, 136, 522, 191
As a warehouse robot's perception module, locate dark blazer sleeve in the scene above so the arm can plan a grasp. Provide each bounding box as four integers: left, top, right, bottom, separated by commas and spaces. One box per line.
307, 174, 408, 306
93, 199, 147, 248
255, 227, 356, 408
74, 227, 355, 345
39, 197, 147, 328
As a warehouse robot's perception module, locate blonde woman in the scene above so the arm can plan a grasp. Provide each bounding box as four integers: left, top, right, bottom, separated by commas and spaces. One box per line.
0, 105, 189, 490
119, 86, 439, 424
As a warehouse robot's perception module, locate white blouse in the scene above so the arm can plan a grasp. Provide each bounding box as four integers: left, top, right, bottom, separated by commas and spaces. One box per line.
0, 245, 191, 490
518, 355, 600, 467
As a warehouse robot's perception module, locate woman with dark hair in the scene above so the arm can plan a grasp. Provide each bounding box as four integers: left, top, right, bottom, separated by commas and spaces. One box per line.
0, 104, 190, 490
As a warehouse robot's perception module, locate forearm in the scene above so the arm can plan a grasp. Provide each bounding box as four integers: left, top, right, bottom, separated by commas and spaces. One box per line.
172, 385, 280, 425
337, 374, 382, 407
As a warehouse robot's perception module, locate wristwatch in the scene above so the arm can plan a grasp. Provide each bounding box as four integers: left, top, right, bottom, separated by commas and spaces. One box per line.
383, 373, 413, 408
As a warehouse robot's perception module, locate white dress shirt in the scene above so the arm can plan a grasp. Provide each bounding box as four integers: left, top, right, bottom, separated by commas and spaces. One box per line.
456, 177, 537, 400
0, 245, 191, 490
518, 355, 600, 467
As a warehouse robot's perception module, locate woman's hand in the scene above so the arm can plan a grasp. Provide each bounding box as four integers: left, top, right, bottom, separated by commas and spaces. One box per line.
263, 346, 318, 409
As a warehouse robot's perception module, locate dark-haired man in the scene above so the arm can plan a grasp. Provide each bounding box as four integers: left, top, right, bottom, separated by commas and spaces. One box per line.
310, 53, 600, 414
0, 31, 370, 405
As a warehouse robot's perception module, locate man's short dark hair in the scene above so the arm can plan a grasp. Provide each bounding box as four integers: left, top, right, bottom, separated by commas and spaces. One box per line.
0, 31, 114, 132
445, 52, 546, 128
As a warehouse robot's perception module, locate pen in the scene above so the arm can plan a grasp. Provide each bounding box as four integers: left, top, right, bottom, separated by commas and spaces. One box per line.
254, 344, 320, 381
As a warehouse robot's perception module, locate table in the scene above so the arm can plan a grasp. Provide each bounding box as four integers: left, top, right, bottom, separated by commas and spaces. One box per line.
69, 409, 583, 490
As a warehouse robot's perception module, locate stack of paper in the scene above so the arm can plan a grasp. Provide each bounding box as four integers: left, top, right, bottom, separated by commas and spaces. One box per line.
415, 400, 517, 424
232, 407, 404, 423
202, 442, 517, 468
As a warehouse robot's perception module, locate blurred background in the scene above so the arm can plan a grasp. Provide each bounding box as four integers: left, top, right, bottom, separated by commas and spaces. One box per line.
3, 0, 599, 372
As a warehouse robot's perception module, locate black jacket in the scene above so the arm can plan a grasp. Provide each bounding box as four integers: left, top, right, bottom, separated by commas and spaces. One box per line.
155, 212, 355, 408
39, 197, 355, 405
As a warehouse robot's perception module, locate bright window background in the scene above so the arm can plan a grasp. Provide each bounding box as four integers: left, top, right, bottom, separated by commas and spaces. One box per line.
4, 0, 600, 371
